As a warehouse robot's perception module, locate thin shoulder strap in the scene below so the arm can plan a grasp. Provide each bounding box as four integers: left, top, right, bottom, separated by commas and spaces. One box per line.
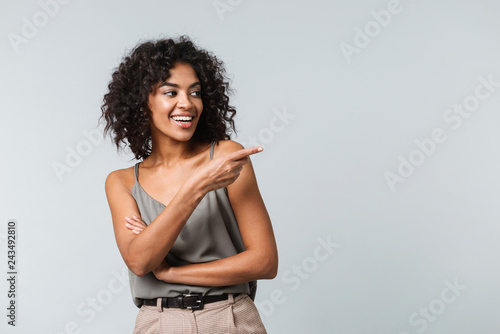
134, 162, 140, 182
210, 141, 216, 160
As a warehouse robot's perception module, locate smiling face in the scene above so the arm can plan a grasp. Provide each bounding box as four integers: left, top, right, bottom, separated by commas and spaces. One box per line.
147, 62, 203, 143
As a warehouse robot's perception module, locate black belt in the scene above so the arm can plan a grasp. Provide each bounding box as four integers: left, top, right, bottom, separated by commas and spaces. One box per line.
142, 293, 240, 310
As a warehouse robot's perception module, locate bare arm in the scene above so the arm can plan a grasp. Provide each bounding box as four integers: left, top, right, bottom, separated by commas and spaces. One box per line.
129, 141, 279, 285
105, 172, 204, 277
105, 145, 263, 277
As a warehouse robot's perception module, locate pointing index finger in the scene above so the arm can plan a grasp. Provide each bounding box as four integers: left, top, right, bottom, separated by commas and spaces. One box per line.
228, 146, 263, 161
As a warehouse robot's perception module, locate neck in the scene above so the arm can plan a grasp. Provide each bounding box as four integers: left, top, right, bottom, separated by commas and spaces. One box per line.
145, 137, 201, 168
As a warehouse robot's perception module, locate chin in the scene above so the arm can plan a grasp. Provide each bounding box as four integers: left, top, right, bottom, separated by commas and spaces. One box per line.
171, 129, 198, 143
152, 121, 200, 143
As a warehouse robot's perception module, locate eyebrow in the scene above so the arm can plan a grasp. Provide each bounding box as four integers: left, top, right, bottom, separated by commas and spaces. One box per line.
158, 81, 201, 88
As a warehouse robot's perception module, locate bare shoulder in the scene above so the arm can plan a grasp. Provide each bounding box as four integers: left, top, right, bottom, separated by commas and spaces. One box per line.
105, 165, 136, 194
212, 139, 245, 158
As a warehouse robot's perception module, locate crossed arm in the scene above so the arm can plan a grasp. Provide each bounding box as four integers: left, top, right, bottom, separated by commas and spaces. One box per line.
108, 141, 278, 287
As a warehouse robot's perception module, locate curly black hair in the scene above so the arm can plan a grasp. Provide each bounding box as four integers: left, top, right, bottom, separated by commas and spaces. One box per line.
99, 35, 237, 161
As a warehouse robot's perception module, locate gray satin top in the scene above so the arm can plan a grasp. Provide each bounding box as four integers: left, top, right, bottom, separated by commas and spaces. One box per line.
128, 141, 256, 308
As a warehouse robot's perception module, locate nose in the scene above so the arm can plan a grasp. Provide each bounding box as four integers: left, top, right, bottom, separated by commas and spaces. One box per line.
177, 91, 193, 110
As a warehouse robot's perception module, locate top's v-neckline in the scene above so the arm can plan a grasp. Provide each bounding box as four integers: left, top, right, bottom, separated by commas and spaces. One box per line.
133, 141, 215, 209
134, 163, 167, 207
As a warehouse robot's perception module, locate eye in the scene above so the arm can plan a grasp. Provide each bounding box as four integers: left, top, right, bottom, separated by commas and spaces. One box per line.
191, 90, 202, 97
163, 90, 177, 96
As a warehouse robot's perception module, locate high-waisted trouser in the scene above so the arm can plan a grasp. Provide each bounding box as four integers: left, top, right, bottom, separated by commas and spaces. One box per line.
133, 293, 267, 334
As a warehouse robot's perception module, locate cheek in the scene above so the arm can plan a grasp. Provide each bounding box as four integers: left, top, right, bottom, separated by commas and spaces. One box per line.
150, 100, 175, 116
149, 103, 172, 124
196, 101, 203, 114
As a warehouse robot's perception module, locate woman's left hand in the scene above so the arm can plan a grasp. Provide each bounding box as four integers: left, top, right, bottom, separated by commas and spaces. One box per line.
124, 215, 147, 234
124, 216, 173, 281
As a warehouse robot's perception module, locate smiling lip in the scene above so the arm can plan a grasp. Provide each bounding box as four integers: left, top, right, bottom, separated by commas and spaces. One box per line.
171, 114, 195, 129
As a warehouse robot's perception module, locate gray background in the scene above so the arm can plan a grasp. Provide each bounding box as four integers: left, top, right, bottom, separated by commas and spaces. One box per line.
1, 0, 499, 333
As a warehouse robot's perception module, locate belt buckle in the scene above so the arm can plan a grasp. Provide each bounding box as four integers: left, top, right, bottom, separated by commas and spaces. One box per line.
182, 293, 203, 310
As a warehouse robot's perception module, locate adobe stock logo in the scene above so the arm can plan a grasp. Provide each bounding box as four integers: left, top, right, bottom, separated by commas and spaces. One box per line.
52, 127, 103, 182
7, 0, 72, 53
255, 234, 340, 318
398, 278, 466, 334
239, 106, 295, 149
48, 267, 129, 334
339, 0, 425, 64
385, 74, 500, 192
213, 0, 243, 21
339, 0, 403, 64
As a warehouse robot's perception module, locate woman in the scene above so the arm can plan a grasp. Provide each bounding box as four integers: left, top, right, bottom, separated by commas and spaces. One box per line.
99, 35, 278, 333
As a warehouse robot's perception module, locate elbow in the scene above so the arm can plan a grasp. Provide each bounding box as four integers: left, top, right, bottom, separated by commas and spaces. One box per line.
128, 263, 148, 277
125, 241, 166, 277
127, 256, 150, 277
259, 254, 278, 280
264, 263, 278, 280
130, 267, 148, 277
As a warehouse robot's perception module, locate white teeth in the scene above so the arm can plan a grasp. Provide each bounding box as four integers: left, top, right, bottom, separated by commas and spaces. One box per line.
172, 116, 193, 121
